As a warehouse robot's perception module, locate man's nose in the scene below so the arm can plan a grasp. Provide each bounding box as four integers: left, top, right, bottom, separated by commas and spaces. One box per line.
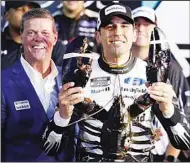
35, 32, 44, 41
114, 25, 123, 35
137, 24, 145, 32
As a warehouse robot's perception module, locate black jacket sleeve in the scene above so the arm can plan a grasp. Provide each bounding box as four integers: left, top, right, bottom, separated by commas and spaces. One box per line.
152, 60, 190, 150
152, 59, 190, 150
168, 59, 190, 125
152, 98, 190, 150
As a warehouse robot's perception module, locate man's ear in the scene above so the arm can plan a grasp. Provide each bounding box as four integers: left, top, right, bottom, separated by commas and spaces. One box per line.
20, 33, 24, 44
133, 28, 137, 43
95, 31, 101, 44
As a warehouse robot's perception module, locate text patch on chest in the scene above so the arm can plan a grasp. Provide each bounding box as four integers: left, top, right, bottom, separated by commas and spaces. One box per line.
14, 100, 31, 111
90, 77, 111, 87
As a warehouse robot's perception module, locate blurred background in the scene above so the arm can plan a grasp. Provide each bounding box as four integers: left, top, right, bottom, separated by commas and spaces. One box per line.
1, 1, 189, 82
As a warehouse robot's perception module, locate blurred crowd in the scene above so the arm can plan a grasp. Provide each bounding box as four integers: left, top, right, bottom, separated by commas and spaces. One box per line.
1, 1, 190, 162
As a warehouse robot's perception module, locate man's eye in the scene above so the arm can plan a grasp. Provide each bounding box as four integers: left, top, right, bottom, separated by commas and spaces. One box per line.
42, 32, 49, 36
121, 24, 130, 28
104, 25, 114, 30
28, 31, 34, 35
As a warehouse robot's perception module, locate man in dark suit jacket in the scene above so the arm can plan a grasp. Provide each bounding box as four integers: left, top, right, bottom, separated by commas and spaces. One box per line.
1, 8, 74, 162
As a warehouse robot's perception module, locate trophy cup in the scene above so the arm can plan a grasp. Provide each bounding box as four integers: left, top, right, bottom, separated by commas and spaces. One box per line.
128, 27, 171, 118
61, 36, 102, 117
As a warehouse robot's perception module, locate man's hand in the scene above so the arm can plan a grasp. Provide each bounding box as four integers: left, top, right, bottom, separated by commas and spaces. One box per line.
58, 82, 84, 119
147, 82, 175, 115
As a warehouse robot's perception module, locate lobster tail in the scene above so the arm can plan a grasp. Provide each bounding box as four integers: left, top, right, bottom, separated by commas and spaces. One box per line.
101, 96, 130, 160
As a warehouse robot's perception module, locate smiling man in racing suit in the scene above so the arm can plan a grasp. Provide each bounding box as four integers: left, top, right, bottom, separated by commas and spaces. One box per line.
42, 3, 190, 162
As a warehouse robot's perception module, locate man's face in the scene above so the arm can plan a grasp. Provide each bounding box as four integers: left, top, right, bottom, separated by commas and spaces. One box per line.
63, 1, 84, 11
21, 18, 57, 62
96, 16, 136, 58
5, 6, 30, 32
134, 17, 155, 47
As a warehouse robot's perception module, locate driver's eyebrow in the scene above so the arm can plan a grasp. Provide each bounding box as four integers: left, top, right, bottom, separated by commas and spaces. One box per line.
122, 21, 131, 24
110, 20, 131, 25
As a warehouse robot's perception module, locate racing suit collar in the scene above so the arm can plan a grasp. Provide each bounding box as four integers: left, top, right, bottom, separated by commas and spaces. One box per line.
98, 53, 137, 74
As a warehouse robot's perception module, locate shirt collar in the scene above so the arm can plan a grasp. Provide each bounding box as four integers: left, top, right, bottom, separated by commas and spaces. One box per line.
20, 54, 58, 83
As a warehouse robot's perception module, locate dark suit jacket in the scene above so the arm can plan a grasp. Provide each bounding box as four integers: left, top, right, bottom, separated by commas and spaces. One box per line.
1, 59, 73, 161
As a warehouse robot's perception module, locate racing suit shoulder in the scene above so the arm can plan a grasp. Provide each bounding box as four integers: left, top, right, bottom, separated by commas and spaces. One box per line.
128, 57, 147, 75
135, 57, 147, 67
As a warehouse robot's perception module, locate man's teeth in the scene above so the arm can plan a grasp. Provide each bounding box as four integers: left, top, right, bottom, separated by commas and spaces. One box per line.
33, 46, 45, 49
111, 41, 123, 44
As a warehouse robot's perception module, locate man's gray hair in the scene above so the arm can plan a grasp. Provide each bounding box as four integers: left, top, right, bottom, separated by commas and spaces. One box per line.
20, 8, 57, 33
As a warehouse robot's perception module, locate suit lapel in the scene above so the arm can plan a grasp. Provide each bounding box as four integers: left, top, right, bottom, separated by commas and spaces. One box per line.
12, 60, 48, 123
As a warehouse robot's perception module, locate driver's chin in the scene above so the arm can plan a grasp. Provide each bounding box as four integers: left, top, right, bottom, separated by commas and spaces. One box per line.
111, 49, 125, 57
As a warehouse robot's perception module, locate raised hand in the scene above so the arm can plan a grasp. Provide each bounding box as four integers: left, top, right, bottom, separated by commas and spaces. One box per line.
58, 82, 84, 119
